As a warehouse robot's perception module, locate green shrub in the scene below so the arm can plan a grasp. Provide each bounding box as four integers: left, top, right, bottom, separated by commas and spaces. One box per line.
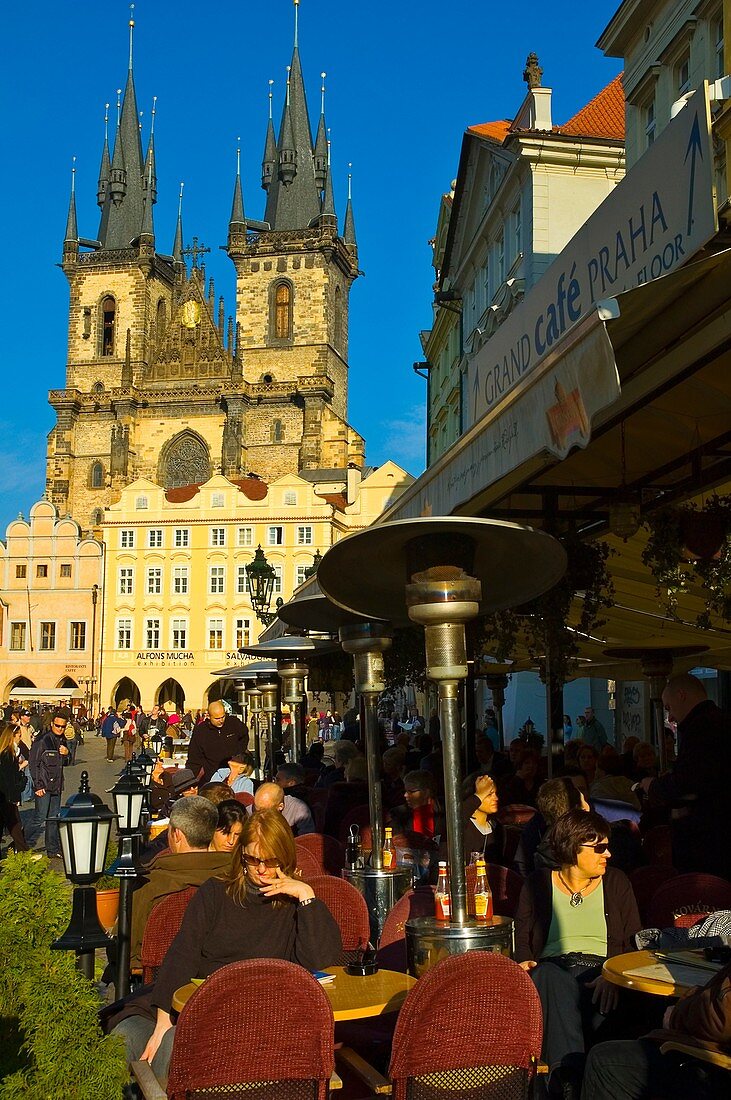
0, 852, 128, 1099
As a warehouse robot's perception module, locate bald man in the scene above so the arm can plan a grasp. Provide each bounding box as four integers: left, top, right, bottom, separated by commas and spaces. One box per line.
638, 673, 731, 876
254, 781, 315, 837
186, 701, 248, 785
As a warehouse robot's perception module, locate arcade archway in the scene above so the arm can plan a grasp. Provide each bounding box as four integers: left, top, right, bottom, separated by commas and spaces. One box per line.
112, 677, 141, 709
156, 678, 185, 712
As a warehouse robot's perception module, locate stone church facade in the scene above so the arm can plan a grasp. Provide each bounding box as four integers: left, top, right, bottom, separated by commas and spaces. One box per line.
47, 15, 364, 532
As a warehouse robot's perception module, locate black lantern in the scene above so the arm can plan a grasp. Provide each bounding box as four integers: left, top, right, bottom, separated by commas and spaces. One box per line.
135, 747, 155, 786
51, 771, 116, 977
149, 728, 164, 758
246, 545, 277, 624
303, 550, 322, 580
110, 762, 146, 834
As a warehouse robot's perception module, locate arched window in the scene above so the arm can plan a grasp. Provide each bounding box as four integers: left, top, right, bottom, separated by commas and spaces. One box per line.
271, 419, 284, 443
272, 281, 292, 340
156, 297, 166, 336
91, 508, 103, 525
90, 461, 104, 489
101, 295, 116, 356
334, 286, 343, 349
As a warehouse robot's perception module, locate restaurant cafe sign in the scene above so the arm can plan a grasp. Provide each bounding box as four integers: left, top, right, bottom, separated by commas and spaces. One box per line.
387, 85, 718, 523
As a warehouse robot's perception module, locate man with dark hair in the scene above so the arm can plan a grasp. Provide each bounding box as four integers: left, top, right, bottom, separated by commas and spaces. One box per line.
28, 710, 75, 857
186, 700, 248, 784
640, 672, 731, 876
130, 796, 230, 967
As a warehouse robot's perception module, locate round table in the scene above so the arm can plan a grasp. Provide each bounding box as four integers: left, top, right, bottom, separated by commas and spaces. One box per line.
602, 950, 701, 997
172, 966, 416, 1020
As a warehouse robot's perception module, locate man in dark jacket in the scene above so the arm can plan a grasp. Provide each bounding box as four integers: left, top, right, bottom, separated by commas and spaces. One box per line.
28, 710, 74, 856
639, 673, 731, 877
186, 700, 248, 784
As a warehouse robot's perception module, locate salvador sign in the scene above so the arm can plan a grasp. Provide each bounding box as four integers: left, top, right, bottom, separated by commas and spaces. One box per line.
468, 83, 716, 426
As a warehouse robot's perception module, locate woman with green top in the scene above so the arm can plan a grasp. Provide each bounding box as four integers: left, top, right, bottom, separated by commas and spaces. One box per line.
515, 809, 640, 1087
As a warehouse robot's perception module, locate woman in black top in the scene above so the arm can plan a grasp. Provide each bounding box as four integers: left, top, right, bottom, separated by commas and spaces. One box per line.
115, 810, 342, 1073
0, 724, 30, 851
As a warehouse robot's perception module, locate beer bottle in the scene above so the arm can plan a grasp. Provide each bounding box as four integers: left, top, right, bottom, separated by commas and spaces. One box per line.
435, 861, 452, 920
382, 826, 395, 869
473, 858, 493, 920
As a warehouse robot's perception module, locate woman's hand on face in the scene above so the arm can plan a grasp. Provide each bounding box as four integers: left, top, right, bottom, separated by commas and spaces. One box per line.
475, 775, 494, 799
587, 975, 619, 1015
518, 960, 537, 971
259, 867, 315, 904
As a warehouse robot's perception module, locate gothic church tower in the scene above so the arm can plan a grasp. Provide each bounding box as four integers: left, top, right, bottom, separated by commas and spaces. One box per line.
48, 6, 363, 529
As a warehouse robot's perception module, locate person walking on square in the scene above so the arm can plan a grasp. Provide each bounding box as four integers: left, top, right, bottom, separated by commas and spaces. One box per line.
28, 710, 74, 857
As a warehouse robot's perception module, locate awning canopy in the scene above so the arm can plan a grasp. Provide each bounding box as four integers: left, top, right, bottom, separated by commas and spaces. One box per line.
7, 687, 83, 700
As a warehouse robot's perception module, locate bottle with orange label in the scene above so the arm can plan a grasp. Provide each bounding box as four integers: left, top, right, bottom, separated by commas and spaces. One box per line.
435, 861, 452, 920
382, 827, 394, 869
473, 858, 493, 920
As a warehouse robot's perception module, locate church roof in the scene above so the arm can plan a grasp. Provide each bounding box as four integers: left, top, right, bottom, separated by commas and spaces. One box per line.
264, 46, 321, 231
557, 73, 624, 140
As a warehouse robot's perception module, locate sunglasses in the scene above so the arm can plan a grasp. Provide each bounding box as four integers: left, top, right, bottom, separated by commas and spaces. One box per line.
581, 842, 610, 854
243, 854, 280, 869
52, 723, 68, 730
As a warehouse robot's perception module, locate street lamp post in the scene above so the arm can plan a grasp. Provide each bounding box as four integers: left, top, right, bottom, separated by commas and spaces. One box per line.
109, 762, 146, 997
52, 771, 116, 980
245, 546, 283, 626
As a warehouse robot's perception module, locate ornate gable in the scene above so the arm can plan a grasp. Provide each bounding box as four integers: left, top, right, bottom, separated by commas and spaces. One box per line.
146, 270, 238, 385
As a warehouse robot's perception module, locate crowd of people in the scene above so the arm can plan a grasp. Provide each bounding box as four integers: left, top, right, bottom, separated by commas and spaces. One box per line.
2, 671, 730, 1098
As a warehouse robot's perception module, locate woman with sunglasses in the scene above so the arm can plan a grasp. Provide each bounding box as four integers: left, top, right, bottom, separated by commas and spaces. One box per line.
113, 809, 342, 1077
515, 808, 641, 1094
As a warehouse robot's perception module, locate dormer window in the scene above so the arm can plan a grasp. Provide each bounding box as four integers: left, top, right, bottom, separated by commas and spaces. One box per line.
101, 296, 116, 356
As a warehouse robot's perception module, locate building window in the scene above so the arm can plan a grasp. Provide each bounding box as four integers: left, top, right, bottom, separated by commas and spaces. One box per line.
101, 295, 116, 356
237, 526, 254, 547
334, 285, 343, 349
495, 230, 505, 285
174, 528, 190, 548
210, 565, 225, 594
60, 563, 72, 578
145, 618, 161, 649
36, 564, 48, 578
644, 95, 656, 147
283, 490, 297, 506
173, 566, 189, 595
90, 461, 104, 489
10, 622, 26, 651
171, 619, 187, 649
135, 496, 148, 511
211, 492, 225, 508
146, 567, 162, 595
513, 203, 522, 262
70, 622, 86, 650
40, 622, 56, 651
273, 281, 293, 339
235, 618, 251, 649
156, 297, 166, 336
208, 618, 224, 649
267, 526, 284, 546
148, 529, 163, 548
296, 564, 309, 587
120, 529, 135, 549
210, 527, 226, 547
237, 565, 249, 594
117, 619, 132, 649
676, 51, 690, 96
297, 525, 313, 545
16, 564, 27, 579
271, 420, 284, 443
119, 567, 134, 596
714, 14, 724, 79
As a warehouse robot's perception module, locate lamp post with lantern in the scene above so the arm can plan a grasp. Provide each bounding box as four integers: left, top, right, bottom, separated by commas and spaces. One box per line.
109, 762, 146, 997
51, 771, 116, 980
245, 545, 284, 626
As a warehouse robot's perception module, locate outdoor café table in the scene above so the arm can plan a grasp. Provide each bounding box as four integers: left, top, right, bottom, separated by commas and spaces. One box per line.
602, 949, 715, 997
172, 966, 416, 1020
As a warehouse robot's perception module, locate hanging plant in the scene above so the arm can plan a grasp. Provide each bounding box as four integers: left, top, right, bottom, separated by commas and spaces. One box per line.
642, 496, 731, 625
478, 535, 615, 686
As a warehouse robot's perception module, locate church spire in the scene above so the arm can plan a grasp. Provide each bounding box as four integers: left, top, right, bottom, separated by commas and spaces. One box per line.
313, 72, 328, 192
142, 96, 157, 205
108, 88, 127, 207
278, 67, 297, 186
261, 80, 277, 191
173, 182, 185, 267
97, 103, 111, 208
320, 134, 337, 229
344, 165, 357, 257
229, 141, 247, 236
63, 157, 79, 249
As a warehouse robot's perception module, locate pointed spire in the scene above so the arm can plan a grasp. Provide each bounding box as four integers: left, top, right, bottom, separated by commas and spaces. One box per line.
320, 137, 337, 228
229, 140, 246, 232
128, 3, 135, 70
278, 66, 297, 186
64, 157, 79, 246
140, 157, 155, 241
344, 164, 357, 253
108, 88, 127, 205
97, 103, 111, 208
261, 80, 277, 191
143, 96, 157, 204
313, 72, 328, 191
293, 0, 300, 48
173, 182, 185, 266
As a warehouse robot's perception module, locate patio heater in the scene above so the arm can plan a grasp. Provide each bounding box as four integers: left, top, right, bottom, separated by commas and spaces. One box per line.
51, 771, 116, 980
318, 517, 566, 973
603, 639, 707, 770
257, 675, 281, 777
109, 762, 146, 997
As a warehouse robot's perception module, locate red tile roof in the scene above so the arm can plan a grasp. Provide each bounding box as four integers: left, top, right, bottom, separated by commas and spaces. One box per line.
232, 477, 268, 501
165, 484, 201, 503
321, 492, 348, 511
468, 119, 512, 143
558, 73, 624, 140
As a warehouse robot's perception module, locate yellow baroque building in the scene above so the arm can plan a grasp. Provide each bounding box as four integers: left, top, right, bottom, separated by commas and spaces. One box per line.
100, 463, 412, 712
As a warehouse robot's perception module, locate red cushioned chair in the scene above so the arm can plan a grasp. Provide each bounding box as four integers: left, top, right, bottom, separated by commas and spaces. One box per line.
377, 886, 436, 972
642, 824, 673, 866
134, 959, 335, 1100
388, 951, 543, 1099
647, 872, 731, 930
295, 845, 322, 883
309, 874, 371, 962
629, 865, 679, 925
295, 833, 345, 876
140, 886, 198, 985
233, 790, 255, 809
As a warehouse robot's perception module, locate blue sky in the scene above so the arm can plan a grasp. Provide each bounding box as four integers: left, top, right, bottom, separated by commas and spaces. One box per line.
0, 1, 622, 531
